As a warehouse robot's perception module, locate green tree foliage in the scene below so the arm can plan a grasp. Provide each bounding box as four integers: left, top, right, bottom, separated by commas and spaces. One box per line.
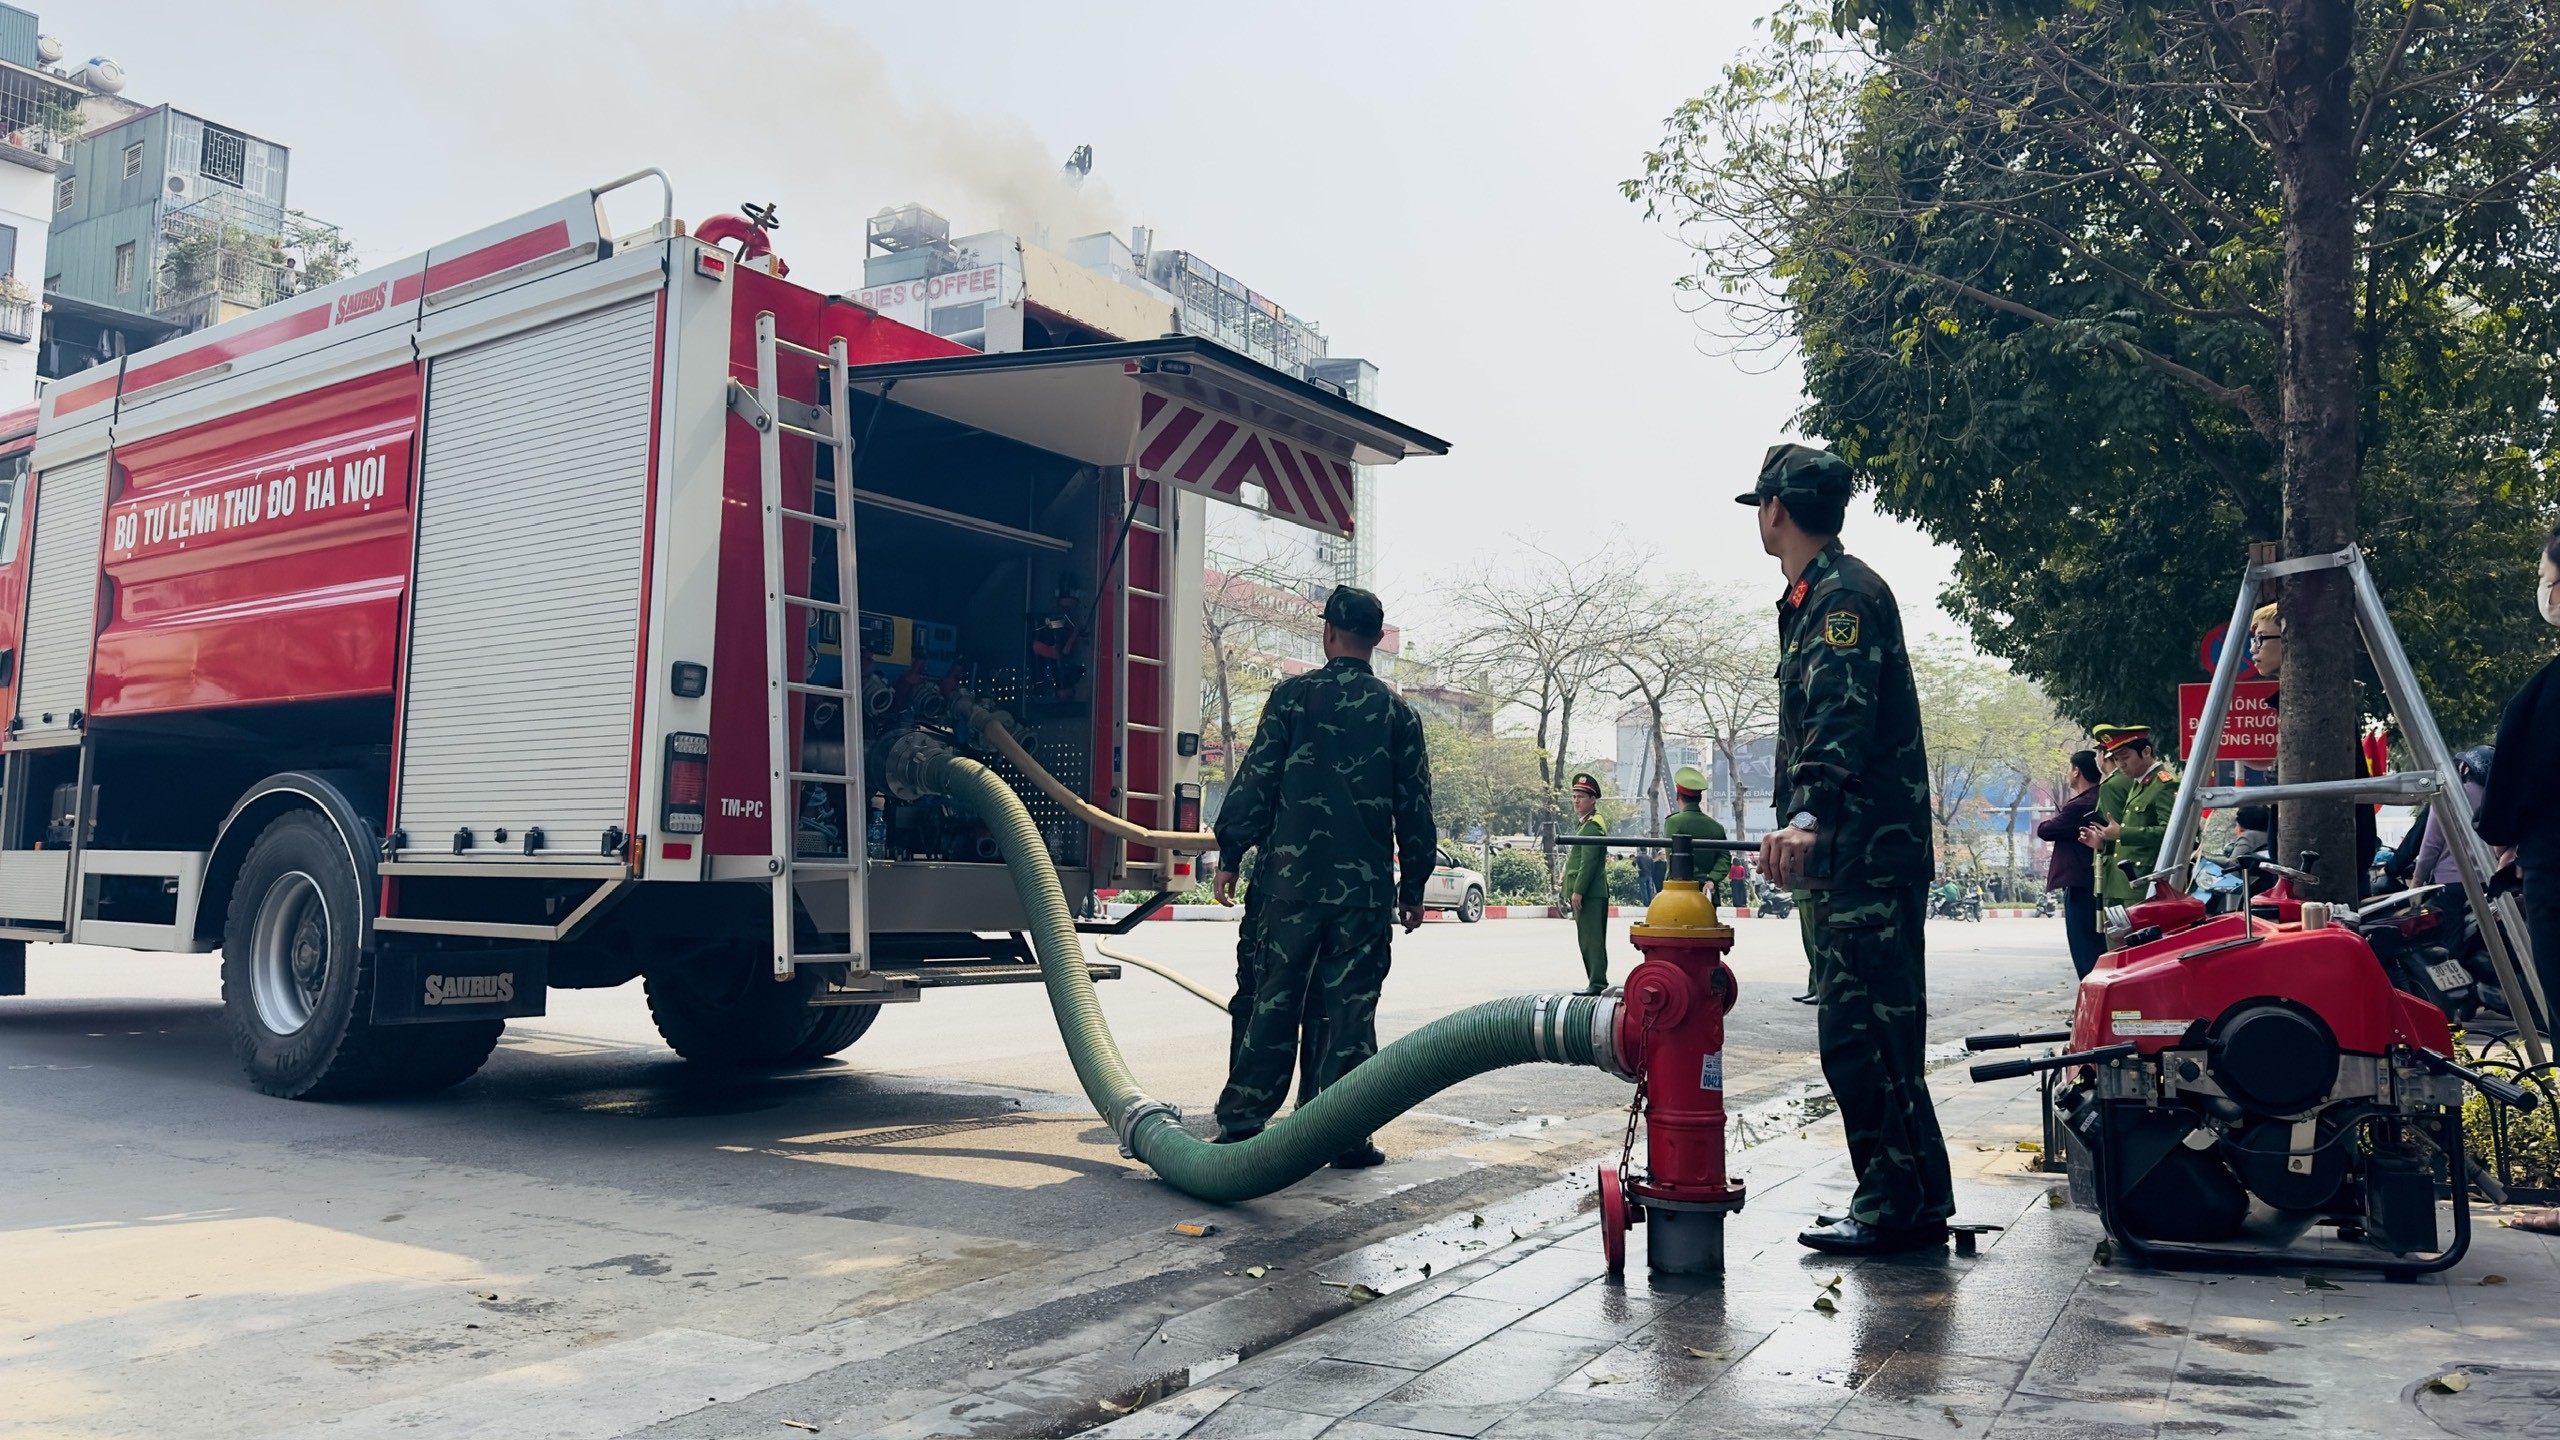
1630, 1, 2560, 743
1419, 713, 1553, 846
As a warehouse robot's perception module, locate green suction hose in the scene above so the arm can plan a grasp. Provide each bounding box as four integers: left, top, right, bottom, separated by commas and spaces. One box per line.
925, 750, 1629, 1204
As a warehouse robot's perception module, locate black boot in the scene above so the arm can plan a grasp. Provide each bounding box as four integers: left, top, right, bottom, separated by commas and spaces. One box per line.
1333, 1139, 1386, 1169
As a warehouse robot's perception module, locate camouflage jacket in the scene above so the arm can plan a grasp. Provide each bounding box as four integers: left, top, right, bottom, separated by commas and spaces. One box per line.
1214, 655, 1437, 911
1772, 542, 1933, 889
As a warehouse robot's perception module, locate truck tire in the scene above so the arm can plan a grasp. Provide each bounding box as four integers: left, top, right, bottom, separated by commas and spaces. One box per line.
218, 811, 418, 1098
378, 1019, 506, 1094
785, 1003, 880, 1062
643, 946, 827, 1066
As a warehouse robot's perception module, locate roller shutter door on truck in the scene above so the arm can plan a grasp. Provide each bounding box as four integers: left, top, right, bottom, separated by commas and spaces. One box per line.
395, 297, 657, 857
14, 455, 109, 743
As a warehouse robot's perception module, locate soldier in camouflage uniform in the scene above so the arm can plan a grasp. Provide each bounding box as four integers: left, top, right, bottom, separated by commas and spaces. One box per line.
1739, 444, 1955, 1255
1212, 586, 1436, 1167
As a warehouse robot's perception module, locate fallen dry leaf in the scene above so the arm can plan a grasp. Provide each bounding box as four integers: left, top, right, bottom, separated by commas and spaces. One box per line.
2093, 1239, 2114, 1266
1243, 1266, 1267, 1279
1942, 1405, 1963, 1428
2479, 1274, 2508, 1286
2047, 1192, 2068, 1208
781, 1423, 820, 1435
1471, 1214, 1486, 1228
2090, 1279, 2122, 1288
2425, 1372, 2471, 1394
1587, 1374, 1630, 1387
2292, 1313, 2345, 1326
1813, 1296, 1838, 1314
1823, 1274, 1843, 1291
1320, 1281, 1382, 1304
1419, 1263, 1432, 1278
1097, 1398, 1138, 1415
1683, 1346, 1730, 1360
2016, 1141, 2043, 1153
2302, 1274, 2342, 1291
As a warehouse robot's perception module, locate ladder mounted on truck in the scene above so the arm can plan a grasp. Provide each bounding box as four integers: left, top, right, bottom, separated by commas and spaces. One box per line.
2156, 542, 2546, 1065
731, 313, 866, 980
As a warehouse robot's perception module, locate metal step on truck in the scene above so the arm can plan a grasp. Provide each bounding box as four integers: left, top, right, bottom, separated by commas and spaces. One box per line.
0, 171, 1446, 1098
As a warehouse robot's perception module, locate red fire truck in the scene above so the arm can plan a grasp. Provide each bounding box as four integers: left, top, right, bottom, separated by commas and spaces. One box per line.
0, 172, 1444, 1098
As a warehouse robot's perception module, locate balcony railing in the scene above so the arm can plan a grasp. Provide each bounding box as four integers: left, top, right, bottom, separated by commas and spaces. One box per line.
0, 297, 35, 344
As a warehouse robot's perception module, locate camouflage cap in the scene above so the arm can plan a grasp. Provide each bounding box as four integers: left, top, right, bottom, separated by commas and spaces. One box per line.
1735, 443, 1856, 508
1321, 585, 1386, 639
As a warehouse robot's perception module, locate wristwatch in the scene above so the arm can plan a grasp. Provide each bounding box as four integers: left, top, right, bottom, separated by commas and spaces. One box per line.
1788, 811, 1818, 833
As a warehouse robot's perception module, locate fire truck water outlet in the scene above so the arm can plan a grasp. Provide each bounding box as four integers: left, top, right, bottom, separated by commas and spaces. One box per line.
925, 750, 1634, 1206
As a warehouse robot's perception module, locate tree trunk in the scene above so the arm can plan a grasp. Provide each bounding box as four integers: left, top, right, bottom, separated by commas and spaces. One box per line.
2270, 0, 2365, 902
1646, 701, 1672, 832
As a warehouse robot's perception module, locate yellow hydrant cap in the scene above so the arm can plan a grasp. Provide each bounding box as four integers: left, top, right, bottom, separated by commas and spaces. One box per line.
1631, 879, 1733, 941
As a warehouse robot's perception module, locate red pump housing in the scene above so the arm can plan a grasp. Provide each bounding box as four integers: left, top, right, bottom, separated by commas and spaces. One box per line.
2073, 912, 2454, 1058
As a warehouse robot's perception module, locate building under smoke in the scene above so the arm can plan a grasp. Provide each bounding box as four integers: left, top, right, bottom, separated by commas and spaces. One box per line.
855, 202, 1380, 592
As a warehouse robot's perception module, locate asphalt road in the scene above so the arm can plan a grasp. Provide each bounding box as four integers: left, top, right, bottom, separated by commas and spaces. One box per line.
0, 912, 2077, 1439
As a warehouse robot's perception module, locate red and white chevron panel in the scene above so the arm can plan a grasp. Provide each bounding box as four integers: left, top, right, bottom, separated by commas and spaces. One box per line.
1132, 392, 1357, 539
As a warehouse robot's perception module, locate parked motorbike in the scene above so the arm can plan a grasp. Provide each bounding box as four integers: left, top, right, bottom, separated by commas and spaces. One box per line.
1929, 888, 1986, 922
2034, 890, 2060, 918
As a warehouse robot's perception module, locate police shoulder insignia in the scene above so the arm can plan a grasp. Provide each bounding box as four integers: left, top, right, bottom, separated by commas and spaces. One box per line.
1823, 611, 1861, 648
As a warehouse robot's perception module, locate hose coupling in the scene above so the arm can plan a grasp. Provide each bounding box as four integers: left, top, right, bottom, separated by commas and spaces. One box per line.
885, 729, 956, 802
1115, 1097, 1183, 1157
1590, 995, 1638, 1081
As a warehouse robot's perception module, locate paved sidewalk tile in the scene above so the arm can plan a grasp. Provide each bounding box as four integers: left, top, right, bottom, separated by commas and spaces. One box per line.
1242, 1358, 1417, 1419
1350, 1327, 1610, 1436
1324, 1293, 1535, 1372
1086, 1037, 2560, 1440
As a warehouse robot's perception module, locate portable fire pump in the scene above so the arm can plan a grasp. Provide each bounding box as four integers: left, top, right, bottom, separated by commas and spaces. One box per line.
1969, 859, 2537, 1277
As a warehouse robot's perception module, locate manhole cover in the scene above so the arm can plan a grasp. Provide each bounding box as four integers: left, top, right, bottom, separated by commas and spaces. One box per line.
2408, 1366, 2560, 1438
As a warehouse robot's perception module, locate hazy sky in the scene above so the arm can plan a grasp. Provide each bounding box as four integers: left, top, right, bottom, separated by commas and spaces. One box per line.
59, 0, 1963, 641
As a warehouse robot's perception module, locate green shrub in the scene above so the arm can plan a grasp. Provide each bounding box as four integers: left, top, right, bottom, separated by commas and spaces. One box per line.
2465, 1078, 2558, 1191
1608, 856, 1644, 905
1487, 848, 1551, 901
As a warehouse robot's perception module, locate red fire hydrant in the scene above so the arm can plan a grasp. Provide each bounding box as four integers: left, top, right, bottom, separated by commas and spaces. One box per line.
1597, 855, 1746, 1276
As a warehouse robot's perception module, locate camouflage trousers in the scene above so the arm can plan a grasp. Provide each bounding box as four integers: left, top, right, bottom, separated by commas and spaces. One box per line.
1574, 900, 1610, 990
1799, 883, 1954, 1229
1215, 901, 1393, 1139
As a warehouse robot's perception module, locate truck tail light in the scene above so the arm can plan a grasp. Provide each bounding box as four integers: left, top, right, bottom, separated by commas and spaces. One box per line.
663, 732, 709, 834
1173, 782, 1201, 835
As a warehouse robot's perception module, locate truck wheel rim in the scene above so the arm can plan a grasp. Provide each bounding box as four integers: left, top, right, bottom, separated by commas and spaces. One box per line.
251, 871, 330, 1036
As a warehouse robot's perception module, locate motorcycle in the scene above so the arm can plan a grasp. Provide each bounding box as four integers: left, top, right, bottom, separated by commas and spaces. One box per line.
2034, 890, 2060, 918
1929, 888, 1985, 922
1752, 878, 1795, 919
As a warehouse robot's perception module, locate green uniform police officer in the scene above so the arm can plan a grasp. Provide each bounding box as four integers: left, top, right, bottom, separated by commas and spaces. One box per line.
1212, 586, 1437, 1168
1662, 765, 1728, 900
1561, 773, 1610, 994
2083, 725, 2175, 902
1741, 443, 1955, 1256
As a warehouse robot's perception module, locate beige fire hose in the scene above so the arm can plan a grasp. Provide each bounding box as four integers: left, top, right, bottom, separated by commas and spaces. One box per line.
1089, 939, 1232, 1012
957, 694, 1219, 852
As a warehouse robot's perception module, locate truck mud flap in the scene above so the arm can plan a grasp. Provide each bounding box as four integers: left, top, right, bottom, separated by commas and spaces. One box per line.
372, 942, 550, 1025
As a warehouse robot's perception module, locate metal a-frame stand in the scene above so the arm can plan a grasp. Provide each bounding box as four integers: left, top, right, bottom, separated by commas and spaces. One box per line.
2155, 543, 2547, 1066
